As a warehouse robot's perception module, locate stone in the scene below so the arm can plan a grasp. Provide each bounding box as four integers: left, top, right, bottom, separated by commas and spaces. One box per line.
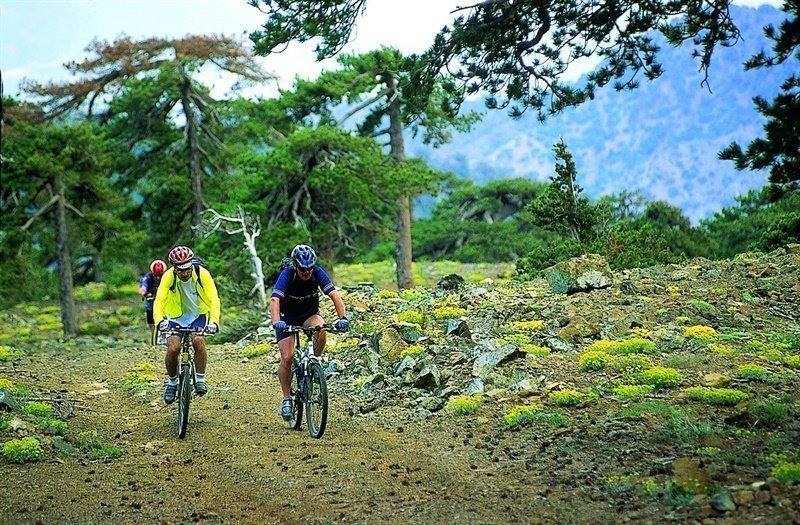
702, 373, 731, 388
472, 344, 518, 379
0, 390, 20, 412
731, 490, 754, 507
446, 319, 471, 339
437, 273, 465, 290
391, 322, 421, 343
710, 491, 737, 512
544, 254, 614, 294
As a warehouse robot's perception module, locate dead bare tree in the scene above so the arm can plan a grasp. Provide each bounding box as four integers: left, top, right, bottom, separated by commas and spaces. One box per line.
201, 207, 267, 308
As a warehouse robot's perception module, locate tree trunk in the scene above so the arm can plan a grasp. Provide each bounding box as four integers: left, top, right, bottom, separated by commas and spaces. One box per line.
242, 227, 267, 309
180, 70, 204, 243
386, 73, 413, 290
320, 243, 337, 283
54, 173, 79, 338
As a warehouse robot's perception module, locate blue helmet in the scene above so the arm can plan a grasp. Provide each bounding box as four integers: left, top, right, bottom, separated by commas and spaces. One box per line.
291, 244, 317, 270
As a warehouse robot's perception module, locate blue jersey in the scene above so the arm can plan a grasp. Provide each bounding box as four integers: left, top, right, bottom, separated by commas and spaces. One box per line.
139, 273, 161, 297
271, 266, 335, 322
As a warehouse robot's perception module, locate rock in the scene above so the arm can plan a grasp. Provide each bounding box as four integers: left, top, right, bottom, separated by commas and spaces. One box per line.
710, 491, 736, 512
391, 322, 421, 343
702, 373, 731, 388
672, 457, 713, 494
394, 355, 416, 376
0, 390, 20, 412
544, 254, 614, 294
370, 327, 407, 365
545, 337, 574, 353
732, 490, 754, 507
437, 273, 465, 290
445, 319, 471, 339
465, 378, 485, 395
53, 437, 78, 455
556, 316, 600, 342
413, 364, 441, 390
472, 344, 518, 379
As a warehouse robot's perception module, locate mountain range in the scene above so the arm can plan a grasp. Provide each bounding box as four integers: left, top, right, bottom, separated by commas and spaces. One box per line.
407, 5, 793, 222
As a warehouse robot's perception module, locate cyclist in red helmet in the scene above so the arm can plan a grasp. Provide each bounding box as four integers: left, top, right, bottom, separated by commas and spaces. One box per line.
154, 246, 221, 404
139, 259, 166, 341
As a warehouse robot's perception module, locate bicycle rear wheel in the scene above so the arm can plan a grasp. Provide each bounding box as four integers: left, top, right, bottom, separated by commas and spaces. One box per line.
177, 365, 192, 439
305, 362, 328, 438
288, 365, 303, 430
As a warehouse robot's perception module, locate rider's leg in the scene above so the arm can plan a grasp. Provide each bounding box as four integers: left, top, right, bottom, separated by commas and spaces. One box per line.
304, 314, 325, 356
277, 336, 295, 399
165, 335, 181, 377
192, 335, 207, 374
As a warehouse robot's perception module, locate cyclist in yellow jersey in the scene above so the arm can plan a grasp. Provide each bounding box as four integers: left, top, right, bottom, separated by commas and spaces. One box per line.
154, 246, 221, 404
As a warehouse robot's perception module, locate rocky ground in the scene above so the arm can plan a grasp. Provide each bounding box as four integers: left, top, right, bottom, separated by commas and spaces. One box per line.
2, 247, 800, 524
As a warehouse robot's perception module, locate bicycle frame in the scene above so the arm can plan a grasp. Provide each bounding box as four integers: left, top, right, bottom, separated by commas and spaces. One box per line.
285, 324, 340, 438
165, 327, 205, 439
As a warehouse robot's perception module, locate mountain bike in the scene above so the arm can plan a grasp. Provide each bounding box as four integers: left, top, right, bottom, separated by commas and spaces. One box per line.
285, 324, 341, 439
165, 326, 211, 439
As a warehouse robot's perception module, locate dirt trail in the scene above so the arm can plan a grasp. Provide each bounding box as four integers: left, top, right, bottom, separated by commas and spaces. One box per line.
1, 341, 605, 525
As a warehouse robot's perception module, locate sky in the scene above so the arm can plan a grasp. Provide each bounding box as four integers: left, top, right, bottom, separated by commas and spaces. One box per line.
0, 0, 463, 99
0, 0, 782, 100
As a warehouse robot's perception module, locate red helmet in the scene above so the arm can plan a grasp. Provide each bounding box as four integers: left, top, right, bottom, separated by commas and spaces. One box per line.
168, 246, 194, 269
149, 259, 166, 276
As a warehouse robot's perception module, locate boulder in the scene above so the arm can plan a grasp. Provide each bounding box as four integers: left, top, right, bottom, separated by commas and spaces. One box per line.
544, 254, 613, 294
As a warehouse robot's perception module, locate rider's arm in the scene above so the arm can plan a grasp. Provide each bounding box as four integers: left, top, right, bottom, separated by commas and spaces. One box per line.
139, 274, 149, 296
153, 269, 171, 323
269, 297, 282, 324
328, 289, 347, 320
198, 268, 221, 325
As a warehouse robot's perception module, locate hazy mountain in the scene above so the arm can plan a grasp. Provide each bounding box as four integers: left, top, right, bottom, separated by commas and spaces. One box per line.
407, 5, 792, 222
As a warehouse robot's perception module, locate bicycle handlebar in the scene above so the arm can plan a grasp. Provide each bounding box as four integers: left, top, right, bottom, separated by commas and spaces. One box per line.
285, 324, 344, 334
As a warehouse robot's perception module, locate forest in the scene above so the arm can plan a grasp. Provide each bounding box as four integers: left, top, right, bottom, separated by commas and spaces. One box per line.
2, 1, 798, 335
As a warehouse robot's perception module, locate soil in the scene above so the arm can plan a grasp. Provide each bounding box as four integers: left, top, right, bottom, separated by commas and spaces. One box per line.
1, 338, 600, 525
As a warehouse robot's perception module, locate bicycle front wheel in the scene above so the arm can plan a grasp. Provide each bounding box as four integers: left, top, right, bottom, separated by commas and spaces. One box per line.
305, 362, 328, 438
177, 365, 192, 439
288, 365, 303, 430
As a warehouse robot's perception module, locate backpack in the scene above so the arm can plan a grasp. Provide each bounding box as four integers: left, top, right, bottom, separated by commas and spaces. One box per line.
170, 257, 210, 292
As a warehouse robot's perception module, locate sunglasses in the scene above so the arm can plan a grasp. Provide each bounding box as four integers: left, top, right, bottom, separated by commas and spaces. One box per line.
176, 267, 193, 275
295, 266, 313, 273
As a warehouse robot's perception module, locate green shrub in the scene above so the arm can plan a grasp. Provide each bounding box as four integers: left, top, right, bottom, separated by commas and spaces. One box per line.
750, 399, 790, 427
612, 384, 654, 399
684, 325, 718, 343
399, 345, 425, 359
609, 354, 653, 373
784, 354, 800, 369
37, 418, 69, 436
520, 344, 551, 357
0, 345, 21, 361
738, 363, 770, 381
548, 389, 598, 406
433, 306, 468, 320
445, 395, 484, 415
502, 404, 542, 429
120, 363, 158, 388
3, 437, 44, 463
396, 310, 424, 326
75, 430, 121, 458
686, 299, 716, 312
639, 367, 681, 389
241, 343, 272, 358
579, 350, 610, 370
21, 402, 53, 418
771, 461, 800, 482
682, 386, 748, 405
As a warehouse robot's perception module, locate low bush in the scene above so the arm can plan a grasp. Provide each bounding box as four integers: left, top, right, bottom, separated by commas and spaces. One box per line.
445, 395, 484, 415
3, 437, 44, 463
549, 389, 598, 406
682, 386, 748, 405
639, 367, 681, 389
502, 404, 543, 429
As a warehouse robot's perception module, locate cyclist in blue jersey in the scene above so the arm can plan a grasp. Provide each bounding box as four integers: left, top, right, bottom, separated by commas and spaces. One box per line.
139, 259, 166, 337
270, 244, 349, 420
